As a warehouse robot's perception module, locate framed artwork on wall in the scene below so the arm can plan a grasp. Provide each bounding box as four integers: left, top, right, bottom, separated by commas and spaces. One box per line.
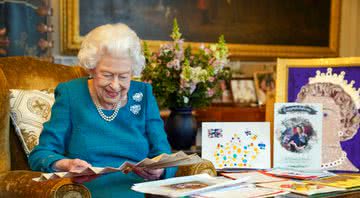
60, 0, 340, 59
254, 71, 276, 106
275, 57, 360, 172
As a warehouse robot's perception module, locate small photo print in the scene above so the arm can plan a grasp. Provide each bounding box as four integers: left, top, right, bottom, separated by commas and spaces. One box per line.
163, 181, 209, 190
278, 117, 316, 153
254, 71, 276, 105
208, 128, 223, 138
231, 78, 257, 105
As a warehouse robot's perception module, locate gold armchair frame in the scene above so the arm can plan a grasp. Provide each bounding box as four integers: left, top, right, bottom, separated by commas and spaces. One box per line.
60, 0, 341, 59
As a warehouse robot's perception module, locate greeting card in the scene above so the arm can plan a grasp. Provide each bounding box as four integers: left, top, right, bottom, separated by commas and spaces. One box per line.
202, 122, 270, 169
274, 103, 322, 170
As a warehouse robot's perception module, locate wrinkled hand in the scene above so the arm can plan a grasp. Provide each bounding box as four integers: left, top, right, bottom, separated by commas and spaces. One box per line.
53, 158, 99, 183
127, 164, 164, 180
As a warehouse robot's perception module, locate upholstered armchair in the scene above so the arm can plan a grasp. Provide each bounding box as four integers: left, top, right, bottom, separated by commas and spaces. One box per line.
0, 57, 216, 198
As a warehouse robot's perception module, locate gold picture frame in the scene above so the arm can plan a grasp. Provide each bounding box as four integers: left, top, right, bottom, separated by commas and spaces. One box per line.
276, 57, 360, 103
274, 57, 360, 171
60, 0, 341, 59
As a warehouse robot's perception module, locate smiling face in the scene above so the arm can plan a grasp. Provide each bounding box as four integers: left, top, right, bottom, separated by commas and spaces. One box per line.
89, 53, 132, 109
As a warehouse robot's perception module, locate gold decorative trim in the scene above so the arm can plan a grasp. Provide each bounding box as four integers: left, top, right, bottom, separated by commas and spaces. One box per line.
61, 0, 341, 59
276, 57, 360, 103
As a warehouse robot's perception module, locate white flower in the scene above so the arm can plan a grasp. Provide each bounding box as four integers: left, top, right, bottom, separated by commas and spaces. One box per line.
210, 44, 217, 51
183, 96, 189, 104
130, 105, 141, 115
132, 92, 143, 102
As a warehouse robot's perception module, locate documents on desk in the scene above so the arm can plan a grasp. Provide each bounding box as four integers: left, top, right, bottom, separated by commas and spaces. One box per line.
305, 174, 360, 189
194, 186, 288, 198
131, 170, 360, 197
264, 168, 336, 180
33, 151, 201, 182
221, 171, 287, 183
258, 180, 346, 196
131, 173, 249, 197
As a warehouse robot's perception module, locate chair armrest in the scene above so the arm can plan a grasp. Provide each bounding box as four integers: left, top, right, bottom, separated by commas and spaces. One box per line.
176, 159, 216, 177
0, 170, 90, 198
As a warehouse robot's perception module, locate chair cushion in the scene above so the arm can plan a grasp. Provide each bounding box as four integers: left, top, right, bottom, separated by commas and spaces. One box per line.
9, 89, 54, 156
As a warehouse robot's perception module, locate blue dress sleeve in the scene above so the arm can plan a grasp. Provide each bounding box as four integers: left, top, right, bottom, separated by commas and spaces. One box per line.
144, 83, 177, 178
28, 83, 71, 172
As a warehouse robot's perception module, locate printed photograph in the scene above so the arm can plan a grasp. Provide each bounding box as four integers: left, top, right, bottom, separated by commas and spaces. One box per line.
231, 78, 257, 105
164, 181, 209, 190
254, 71, 275, 105
278, 117, 315, 153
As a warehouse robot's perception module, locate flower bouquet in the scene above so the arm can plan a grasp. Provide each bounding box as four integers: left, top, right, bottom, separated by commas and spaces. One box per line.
141, 19, 231, 110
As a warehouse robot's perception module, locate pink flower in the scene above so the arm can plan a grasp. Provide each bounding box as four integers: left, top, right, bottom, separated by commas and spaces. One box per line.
207, 88, 215, 97
167, 59, 180, 69
180, 79, 187, 89
204, 48, 211, 55
209, 57, 216, 65
175, 50, 184, 60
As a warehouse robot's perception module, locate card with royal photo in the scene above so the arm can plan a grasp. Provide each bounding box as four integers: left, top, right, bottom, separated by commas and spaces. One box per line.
273, 103, 323, 170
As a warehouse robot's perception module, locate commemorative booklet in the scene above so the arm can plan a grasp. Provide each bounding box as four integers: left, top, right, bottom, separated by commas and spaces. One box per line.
131, 173, 249, 197
273, 103, 323, 170
202, 122, 271, 170
305, 174, 360, 189
257, 180, 345, 196
264, 168, 336, 180
33, 151, 202, 182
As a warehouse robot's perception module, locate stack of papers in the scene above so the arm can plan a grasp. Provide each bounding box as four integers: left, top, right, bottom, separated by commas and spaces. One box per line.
306, 174, 360, 190
258, 180, 346, 197
221, 171, 287, 183
265, 168, 336, 180
196, 186, 288, 198
134, 151, 203, 169
33, 151, 202, 182
131, 174, 249, 197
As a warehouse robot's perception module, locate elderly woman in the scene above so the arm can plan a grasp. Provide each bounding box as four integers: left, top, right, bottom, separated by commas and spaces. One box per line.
28, 24, 176, 197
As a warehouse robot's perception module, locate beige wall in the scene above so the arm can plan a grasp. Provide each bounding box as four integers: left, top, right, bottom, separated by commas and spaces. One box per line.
51, 0, 360, 60
340, 0, 360, 57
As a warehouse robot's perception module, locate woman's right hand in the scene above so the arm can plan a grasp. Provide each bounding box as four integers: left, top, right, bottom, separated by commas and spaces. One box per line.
53, 158, 91, 172
53, 158, 98, 183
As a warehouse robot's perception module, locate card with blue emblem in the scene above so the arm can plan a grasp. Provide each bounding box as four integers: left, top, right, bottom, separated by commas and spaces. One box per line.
202, 122, 271, 170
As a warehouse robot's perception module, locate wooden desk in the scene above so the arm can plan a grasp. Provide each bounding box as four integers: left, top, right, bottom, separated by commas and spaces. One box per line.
161, 105, 266, 122
194, 106, 265, 122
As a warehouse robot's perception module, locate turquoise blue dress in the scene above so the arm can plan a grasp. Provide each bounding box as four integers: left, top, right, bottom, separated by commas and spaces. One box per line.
29, 78, 177, 198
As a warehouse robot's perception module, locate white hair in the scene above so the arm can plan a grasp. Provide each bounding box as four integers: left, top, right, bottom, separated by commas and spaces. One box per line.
77, 23, 145, 77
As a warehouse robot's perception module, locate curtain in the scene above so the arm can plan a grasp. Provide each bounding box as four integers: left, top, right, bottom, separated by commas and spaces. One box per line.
0, 0, 47, 56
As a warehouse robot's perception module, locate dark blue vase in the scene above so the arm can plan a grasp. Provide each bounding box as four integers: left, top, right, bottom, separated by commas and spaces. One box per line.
165, 107, 197, 150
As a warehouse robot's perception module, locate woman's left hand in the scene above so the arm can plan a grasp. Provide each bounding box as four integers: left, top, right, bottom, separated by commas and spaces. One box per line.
128, 164, 164, 180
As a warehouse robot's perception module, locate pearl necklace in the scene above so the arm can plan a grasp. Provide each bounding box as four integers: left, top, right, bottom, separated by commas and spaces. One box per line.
321, 151, 347, 169
94, 100, 121, 122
